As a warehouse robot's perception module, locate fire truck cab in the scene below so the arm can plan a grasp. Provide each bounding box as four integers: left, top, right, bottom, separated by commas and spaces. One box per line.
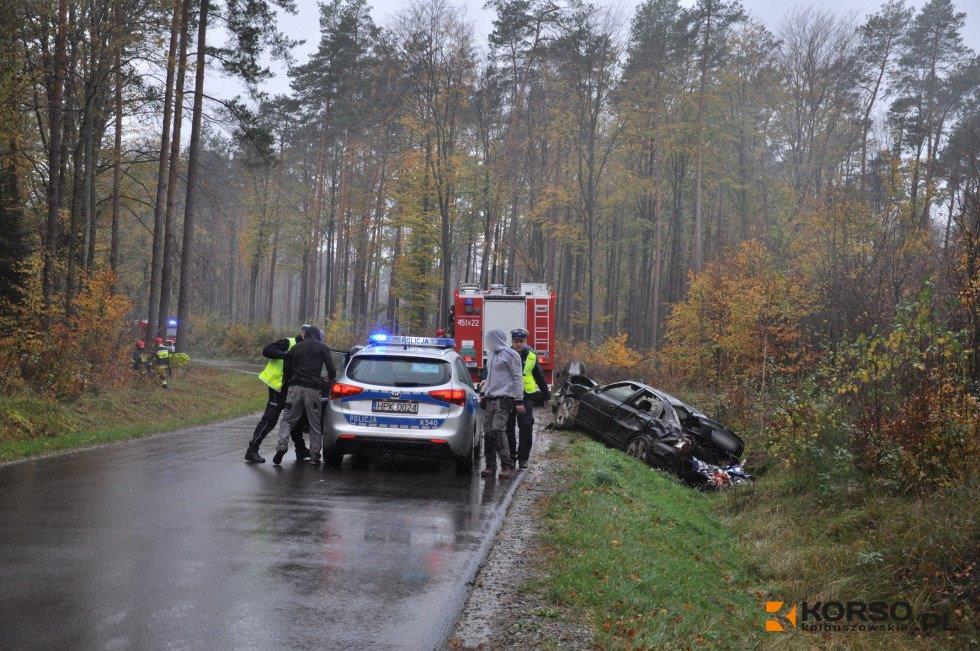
452, 283, 556, 384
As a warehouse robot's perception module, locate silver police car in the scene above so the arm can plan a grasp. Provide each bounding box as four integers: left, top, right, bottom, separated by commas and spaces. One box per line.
323, 335, 483, 474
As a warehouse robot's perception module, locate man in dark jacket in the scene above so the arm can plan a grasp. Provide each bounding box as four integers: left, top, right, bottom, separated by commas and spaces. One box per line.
274, 326, 337, 465
244, 326, 313, 463
506, 328, 551, 469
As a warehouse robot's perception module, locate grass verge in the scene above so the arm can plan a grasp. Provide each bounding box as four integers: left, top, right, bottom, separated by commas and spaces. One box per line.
0, 364, 266, 462
540, 432, 762, 648
724, 468, 978, 648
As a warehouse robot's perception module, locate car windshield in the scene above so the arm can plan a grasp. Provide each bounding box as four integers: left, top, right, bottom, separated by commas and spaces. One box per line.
347, 356, 451, 388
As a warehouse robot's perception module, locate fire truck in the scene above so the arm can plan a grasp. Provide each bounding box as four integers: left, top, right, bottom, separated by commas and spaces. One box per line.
451, 283, 557, 384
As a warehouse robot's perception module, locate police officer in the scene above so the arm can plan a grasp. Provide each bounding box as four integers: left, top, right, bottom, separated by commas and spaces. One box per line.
506, 328, 550, 469
244, 326, 314, 463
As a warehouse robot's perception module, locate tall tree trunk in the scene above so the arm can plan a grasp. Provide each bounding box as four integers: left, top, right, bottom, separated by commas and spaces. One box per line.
109, 0, 122, 281
83, 0, 103, 272
146, 0, 183, 341
264, 231, 277, 324
156, 0, 189, 336
386, 225, 402, 327
42, 0, 70, 326
174, 0, 208, 352
649, 193, 664, 346
691, 3, 714, 275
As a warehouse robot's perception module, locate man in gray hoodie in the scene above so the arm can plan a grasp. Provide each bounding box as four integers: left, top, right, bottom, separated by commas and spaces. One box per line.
481, 328, 525, 478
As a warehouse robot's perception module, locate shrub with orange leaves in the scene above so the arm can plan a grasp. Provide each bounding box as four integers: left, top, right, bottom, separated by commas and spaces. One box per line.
1, 269, 132, 399
659, 240, 811, 427
561, 334, 655, 383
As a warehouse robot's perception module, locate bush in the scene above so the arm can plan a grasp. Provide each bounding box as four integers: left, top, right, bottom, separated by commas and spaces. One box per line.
221, 322, 278, 359
1, 269, 132, 400
562, 334, 656, 384
829, 285, 979, 493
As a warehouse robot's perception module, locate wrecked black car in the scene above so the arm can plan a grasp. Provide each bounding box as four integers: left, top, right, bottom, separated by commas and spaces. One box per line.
551, 375, 751, 489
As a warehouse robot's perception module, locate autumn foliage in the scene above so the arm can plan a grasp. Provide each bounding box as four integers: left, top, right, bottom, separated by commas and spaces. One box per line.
0, 268, 131, 400
659, 240, 811, 425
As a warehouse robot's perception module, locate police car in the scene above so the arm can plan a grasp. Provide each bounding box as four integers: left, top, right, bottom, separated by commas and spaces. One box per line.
322, 334, 483, 474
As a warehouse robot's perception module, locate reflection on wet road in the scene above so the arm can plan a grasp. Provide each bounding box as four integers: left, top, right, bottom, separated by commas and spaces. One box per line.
0, 415, 512, 648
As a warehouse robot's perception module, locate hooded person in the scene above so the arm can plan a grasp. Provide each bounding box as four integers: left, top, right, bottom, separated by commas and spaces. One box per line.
480, 328, 524, 478
274, 325, 337, 465
244, 325, 314, 463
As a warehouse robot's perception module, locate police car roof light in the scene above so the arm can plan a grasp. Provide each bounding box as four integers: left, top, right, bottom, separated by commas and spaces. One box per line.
365, 335, 455, 349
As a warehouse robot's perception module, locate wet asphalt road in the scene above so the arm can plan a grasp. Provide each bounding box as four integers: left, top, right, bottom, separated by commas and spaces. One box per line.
0, 414, 518, 649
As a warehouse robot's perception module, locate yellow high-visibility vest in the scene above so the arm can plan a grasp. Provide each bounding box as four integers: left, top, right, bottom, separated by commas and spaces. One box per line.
522, 350, 538, 394
258, 337, 296, 391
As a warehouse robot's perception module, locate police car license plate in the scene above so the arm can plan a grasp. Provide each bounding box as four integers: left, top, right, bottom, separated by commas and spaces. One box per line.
372, 400, 419, 414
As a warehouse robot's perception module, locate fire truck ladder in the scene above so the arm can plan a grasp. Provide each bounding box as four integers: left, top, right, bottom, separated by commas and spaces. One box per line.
533, 302, 550, 360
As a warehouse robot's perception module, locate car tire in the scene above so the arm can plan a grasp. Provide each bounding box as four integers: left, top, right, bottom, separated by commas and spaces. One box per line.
455, 439, 479, 475
351, 453, 371, 471
553, 396, 579, 430
323, 447, 343, 468
625, 434, 654, 464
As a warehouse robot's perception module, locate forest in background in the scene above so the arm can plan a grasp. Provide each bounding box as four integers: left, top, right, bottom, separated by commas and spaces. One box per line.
1, 0, 978, 639
2, 0, 975, 349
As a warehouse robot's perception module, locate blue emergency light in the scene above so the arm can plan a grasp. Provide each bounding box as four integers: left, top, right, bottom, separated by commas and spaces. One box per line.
167, 319, 178, 327
366, 334, 455, 349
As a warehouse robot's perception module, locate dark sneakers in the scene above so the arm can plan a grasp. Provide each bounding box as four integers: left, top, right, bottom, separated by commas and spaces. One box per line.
272, 449, 286, 465
480, 468, 495, 478
309, 454, 321, 464
245, 449, 265, 463
518, 460, 528, 470
295, 448, 311, 461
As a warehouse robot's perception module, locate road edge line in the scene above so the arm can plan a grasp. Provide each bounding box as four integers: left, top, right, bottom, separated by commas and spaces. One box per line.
0, 411, 261, 468
429, 466, 530, 650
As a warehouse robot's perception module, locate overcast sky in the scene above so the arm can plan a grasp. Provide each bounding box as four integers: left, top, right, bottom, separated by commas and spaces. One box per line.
211, 0, 979, 100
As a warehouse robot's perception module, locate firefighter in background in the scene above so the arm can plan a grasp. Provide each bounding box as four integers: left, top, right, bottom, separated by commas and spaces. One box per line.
244, 326, 314, 464
507, 328, 550, 470
132, 340, 147, 372
152, 337, 172, 387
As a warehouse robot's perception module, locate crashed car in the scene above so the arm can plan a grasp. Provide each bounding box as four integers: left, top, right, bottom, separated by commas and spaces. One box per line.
552, 375, 750, 488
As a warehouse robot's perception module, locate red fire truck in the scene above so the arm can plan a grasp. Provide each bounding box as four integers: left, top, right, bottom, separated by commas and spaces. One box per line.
452, 283, 557, 384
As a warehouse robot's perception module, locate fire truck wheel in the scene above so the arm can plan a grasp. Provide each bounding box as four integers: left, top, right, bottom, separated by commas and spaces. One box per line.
553, 397, 579, 430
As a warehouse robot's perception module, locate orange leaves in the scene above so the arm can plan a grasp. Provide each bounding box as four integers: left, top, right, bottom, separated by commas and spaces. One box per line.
594, 333, 641, 370
2, 270, 133, 399
660, 240, 811, 423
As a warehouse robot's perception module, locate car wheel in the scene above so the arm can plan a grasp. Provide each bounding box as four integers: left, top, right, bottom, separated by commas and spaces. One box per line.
351, 453, 371, 470
626, 434, 654, 464
553, 397, 579, 430
323, 447, 343, 468
455, 439, 478, 475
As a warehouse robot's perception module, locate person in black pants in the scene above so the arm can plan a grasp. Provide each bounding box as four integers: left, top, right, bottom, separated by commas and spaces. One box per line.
506, 328, 550, 469
244, 326, 315, 463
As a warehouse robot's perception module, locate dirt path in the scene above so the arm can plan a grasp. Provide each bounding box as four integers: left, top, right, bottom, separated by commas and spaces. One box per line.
452, 419, 592, 649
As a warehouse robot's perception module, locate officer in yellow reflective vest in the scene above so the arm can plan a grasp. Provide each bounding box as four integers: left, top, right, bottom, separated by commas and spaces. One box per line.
245, 326, 314, 463
506, 328, 551, 470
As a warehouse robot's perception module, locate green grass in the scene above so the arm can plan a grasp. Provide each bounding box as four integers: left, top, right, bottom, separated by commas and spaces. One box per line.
0, 364, 266, 461
724, 468, 979, 649
541, 433, 763, 648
